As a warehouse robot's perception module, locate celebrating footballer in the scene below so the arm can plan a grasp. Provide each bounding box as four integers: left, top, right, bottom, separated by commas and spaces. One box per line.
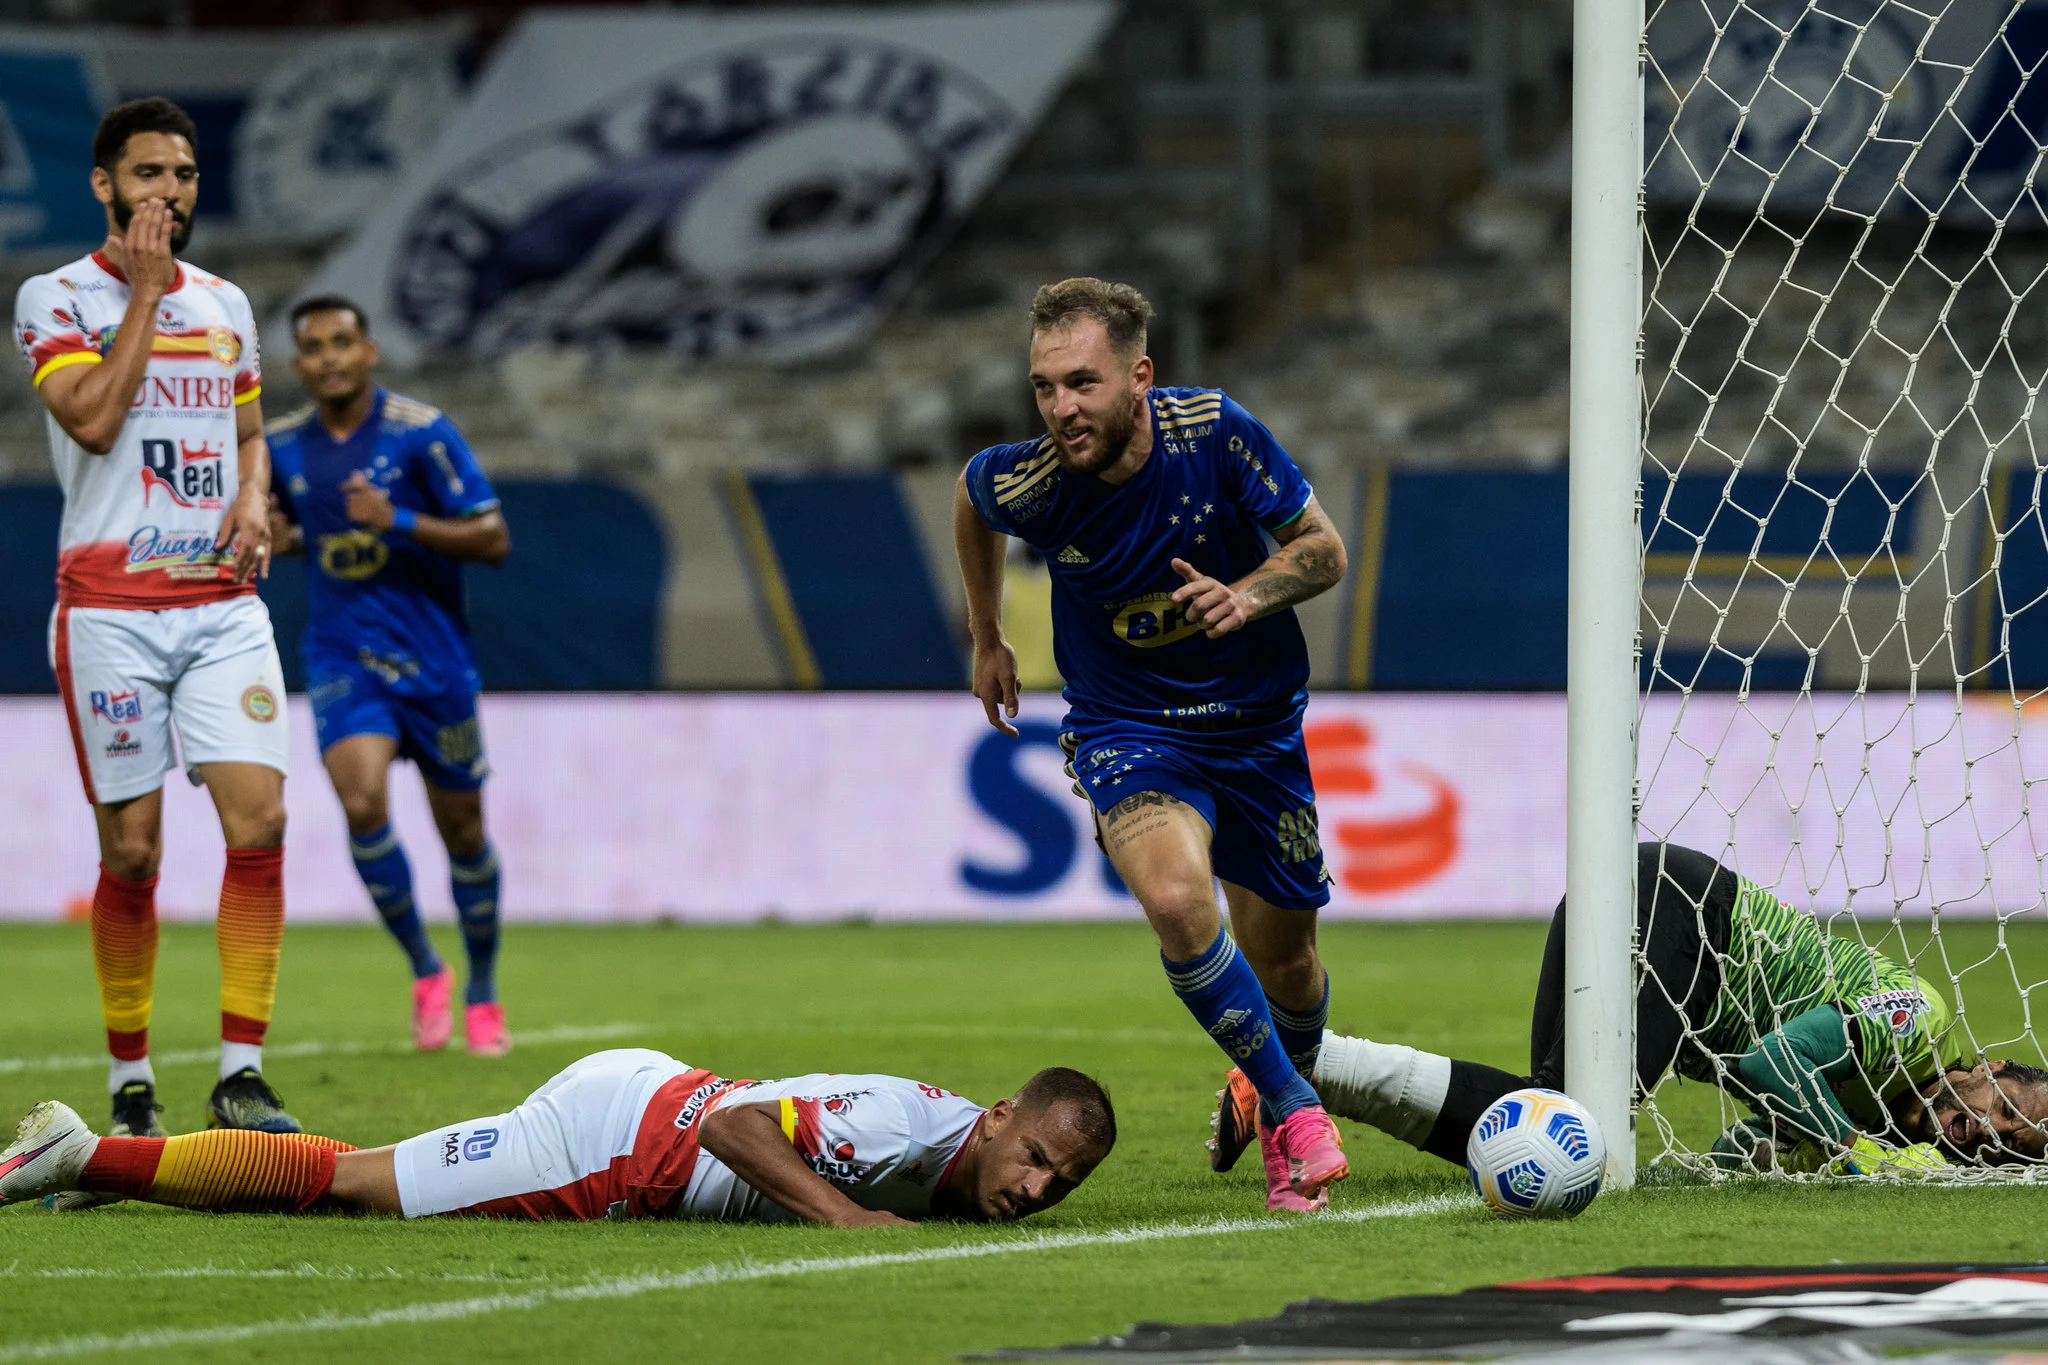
954, 278, 1351, 1211
266, 297, 513, 1056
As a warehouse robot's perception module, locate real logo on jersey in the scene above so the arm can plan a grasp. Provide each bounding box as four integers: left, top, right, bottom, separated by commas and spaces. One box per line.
240, 686, 279, 723
392, 40, 1014, 360
1109, 592, 1205, 648
317, 528, 389, 581
139, 439, 226, 509
89, 689, 142, 724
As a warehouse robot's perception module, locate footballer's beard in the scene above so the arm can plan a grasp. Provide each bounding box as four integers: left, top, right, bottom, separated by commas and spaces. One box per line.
1050, 394, 1140, 476
111, 190, 193, 254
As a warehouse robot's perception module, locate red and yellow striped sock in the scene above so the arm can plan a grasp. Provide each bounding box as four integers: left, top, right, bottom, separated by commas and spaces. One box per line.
79, 1131, 355, 1212
218, 847, 284, 1048
91, 866, 158, 1061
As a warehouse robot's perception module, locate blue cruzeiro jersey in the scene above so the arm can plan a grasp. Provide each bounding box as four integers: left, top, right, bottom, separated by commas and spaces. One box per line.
268, 387, 499, 695
966, 387, 1315, 728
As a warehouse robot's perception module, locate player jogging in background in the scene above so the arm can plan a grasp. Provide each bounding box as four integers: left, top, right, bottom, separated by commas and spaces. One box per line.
265, 296, 512, 1056
1312, 842, 2048, 1174
1, 1050, 1114, 1228
12, 97, 296, 1140
955, 278, 1351, 1211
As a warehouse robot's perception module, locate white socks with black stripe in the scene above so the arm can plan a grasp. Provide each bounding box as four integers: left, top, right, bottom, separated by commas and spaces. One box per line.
1311, 1029, 1452, 1148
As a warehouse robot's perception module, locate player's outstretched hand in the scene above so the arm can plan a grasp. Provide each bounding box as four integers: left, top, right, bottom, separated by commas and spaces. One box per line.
1170, 558, 1252, 638
123, 197, 179, 295
217, 485, 271, 583
972, 637, 1021, 737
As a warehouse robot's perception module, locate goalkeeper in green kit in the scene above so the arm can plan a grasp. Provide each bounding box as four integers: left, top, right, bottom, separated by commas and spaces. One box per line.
1216, 843, 2048, 1177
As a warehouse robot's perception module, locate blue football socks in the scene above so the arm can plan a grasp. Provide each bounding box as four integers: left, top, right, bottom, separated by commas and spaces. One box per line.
350, 823, 441, 980
449, 844, 502, 1006
1263, 975, 1330, 1127
1162, 930, 1321, 1123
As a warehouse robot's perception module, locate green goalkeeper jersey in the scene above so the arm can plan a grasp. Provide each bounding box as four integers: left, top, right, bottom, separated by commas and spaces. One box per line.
1683, 877, 1964, 1128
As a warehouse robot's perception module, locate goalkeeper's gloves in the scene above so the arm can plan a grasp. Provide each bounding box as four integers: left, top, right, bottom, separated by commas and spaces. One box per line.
1787, 1135, 1951, 1176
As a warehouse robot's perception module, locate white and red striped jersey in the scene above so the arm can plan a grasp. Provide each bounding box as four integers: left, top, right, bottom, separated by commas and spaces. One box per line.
678, 1073, 987, 1221
13, 252, 261, 610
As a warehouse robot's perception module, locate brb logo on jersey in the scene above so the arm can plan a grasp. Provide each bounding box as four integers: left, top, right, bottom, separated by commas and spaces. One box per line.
393, 40, 1015, 359
139, 439, 226, 510
318, 529, 389, 581
1110, 592, 1205, 649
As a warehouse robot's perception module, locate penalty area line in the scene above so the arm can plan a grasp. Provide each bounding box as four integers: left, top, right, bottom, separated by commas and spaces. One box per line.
0, 1194, 1469, 1361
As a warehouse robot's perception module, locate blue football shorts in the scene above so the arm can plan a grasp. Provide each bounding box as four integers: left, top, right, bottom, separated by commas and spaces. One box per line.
1060, 715, 1332, 911
307, 655, 489, 792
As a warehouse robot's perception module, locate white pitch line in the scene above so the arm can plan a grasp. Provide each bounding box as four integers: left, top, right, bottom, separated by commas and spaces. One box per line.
0, 1262, 555, 1285
0, 1022, 649, 1076
0, 1194, 1469, 1361
0, 1020, 1198, 1078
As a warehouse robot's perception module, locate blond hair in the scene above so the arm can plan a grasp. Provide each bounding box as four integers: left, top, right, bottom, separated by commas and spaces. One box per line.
1029, 277, 1154, 358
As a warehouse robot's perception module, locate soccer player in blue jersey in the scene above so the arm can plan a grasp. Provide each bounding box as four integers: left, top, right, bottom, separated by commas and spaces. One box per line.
954, 278, 1352, 1211
265, 296, 513, 1056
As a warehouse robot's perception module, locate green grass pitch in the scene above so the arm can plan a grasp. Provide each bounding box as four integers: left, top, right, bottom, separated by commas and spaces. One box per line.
2, 918, 2044, 1363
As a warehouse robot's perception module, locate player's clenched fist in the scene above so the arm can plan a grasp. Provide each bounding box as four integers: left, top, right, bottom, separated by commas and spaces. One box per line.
1169, 557, 1253, 638
972, 637, 1021, 737
343, 470, 396, 529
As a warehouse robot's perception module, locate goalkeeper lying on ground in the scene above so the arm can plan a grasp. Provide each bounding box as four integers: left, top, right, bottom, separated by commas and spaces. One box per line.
1213, 843, 2048, 1176
0, 1048, 1112, 1225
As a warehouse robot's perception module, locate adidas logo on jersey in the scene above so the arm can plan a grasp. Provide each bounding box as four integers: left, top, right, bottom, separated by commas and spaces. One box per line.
1056, 545, 1090, 564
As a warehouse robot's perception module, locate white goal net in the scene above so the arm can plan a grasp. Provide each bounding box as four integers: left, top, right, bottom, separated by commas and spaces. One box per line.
1632, 0, 2048, 1179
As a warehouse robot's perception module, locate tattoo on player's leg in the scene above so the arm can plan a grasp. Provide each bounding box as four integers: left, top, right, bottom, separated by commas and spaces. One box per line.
1102, 791, 1183, 856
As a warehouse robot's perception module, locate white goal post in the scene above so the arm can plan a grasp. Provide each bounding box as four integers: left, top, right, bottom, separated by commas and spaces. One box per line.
1567, 0, 1645, 1191
1570, 0, 2048, 1182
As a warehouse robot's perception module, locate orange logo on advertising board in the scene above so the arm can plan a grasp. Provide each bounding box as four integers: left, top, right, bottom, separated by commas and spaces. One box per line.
1304, 718, 1459, 894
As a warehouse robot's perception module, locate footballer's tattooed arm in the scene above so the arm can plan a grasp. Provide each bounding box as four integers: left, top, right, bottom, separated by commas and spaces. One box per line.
1100, 791, 1186, 857
1168, 497, 1347, 639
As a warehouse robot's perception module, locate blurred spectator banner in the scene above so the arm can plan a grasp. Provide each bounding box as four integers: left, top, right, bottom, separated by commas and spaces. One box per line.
307, 2, 1115, 367
1645, 0, 2048, 223
231, 26, 465, 242
0, 23, 461, 249
2, 692, 2041, 922
0, 31, 113, 252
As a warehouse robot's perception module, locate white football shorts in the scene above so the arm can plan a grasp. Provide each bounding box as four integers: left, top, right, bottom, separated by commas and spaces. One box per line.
393, 1048, 691, 1219
50, 595, 290, 805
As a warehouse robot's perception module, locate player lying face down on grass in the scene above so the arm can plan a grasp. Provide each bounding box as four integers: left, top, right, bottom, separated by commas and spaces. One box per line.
1, 1049, 1114, 1227
1239, 842, 2048, 1176
952, 278, 1353, 1213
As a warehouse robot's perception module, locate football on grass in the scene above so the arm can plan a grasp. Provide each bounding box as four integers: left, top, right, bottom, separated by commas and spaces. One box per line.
1466, 1087, 1605, 1220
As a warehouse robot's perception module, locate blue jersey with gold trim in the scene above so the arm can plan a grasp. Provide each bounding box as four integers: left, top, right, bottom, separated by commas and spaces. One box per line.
965, 387, 1313, 727
268, 388, 498, 696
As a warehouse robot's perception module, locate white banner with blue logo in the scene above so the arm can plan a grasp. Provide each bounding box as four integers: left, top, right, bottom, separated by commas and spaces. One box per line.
0, 30, 114, 253
302, 2, 1116, 367
1646, 0, 2048, 223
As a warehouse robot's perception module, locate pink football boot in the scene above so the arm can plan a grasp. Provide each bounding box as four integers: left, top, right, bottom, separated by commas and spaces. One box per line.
465, 1001, 512, 1057
1274, 1104, 1349, 1200
412, 965, 453, 1051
